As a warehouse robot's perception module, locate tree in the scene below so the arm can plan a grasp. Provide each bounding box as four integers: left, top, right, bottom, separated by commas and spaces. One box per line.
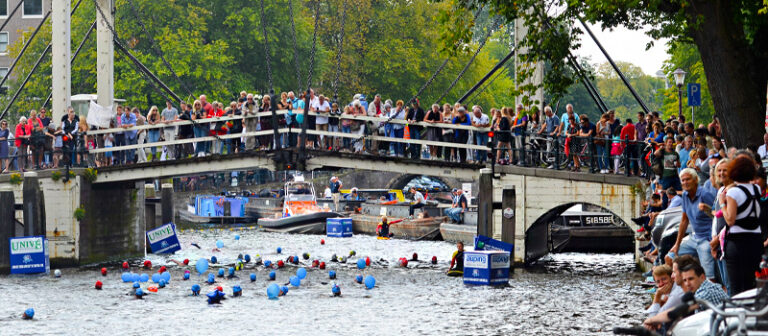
658, 42, 715, 126
440, 0, 768, 148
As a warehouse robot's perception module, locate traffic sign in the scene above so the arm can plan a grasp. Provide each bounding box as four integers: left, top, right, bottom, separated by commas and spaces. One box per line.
687, 83, 701, 107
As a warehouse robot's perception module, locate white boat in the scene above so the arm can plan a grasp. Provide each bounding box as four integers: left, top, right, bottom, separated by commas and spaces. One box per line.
258, 177, 340, 233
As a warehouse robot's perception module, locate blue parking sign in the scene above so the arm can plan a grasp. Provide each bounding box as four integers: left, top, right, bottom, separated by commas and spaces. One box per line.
687, 83, 701, 107
146, 223, 181, 254
9, 236, 50, 274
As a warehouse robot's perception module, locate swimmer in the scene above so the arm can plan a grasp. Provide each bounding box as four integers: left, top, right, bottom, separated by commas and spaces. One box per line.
376, 215, 402, 238
447, 241, 464, 276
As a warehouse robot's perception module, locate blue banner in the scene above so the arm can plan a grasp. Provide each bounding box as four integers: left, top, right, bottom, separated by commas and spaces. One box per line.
146, 223, 181, 254
9, 236, 49, 274
474, 235, 513, 253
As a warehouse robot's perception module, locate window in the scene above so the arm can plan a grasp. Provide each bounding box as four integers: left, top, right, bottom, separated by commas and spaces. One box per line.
0, 68, 8, 87
0, 32, 7, 54
22, 0, 42, 18
0, 0, 8, 19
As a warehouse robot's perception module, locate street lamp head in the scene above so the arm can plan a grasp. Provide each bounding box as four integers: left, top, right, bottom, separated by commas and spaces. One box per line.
672, 68, 687, 87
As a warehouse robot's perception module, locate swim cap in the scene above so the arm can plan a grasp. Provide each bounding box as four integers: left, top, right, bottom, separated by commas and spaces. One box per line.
332, 284, 341, 296
329, 270, 336, 279
122, 261, 129, 269
355, 275, 363, 284
101, 268, 108, 276
183, 259, 190, 265
244, 254, 251, 263
159, 266, 167, 273
158, 280, 166, 288
133, 282, 141, 289
319, 262, 326, 270
135, 288, 144, 298
211, 256, 218, 264
233, 285, 242, 297
250, 273, 257, 282
431, 256, 437, 264
228, 267, 235, 276
320, 239, 325, 245
276, 247, 282, 254
349, 250, 356, 256
143, 260, 152, 269
207, 274, 215, 284
269, 270, 276, 280
302, 252, 310, 260
218, 269, 225, 277
95, 280, 103, 290
23, 308, 34, 319
183, 272, 190, 280
280, 286, 289, 296
412, 253, 418, 261
191, 284, 201, 295
264, 260, 272, 268
277, 260, 285, 268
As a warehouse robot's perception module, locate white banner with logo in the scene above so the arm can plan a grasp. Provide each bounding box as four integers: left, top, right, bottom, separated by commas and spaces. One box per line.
87, 101, 115, 128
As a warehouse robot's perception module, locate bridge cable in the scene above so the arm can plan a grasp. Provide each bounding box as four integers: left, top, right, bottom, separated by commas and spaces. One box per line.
0, 11, 51, 92
287, 0, 303, 92
125, 0, 195, 100
433, 16, 500, 105
465, 66, 507, 103
43, 20, 98, 108
330, 0, 349, 103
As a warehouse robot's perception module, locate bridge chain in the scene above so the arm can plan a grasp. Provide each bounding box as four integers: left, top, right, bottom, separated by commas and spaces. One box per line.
331, 0, 349, 103
258, 0, 274, 92
287, 0, 303, 92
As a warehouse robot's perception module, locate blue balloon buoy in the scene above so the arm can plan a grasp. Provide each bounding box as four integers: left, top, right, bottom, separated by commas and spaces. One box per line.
355, 275, 363, 284
216, 240, 224, 249
183, 272, 190, 280
250, 273, 256, 282
289, 276, 301, 287
211, 256, 218, 264
207, 274, 215, 284
267, 283, 280, 300
140, 273, 149, 283
217, 269, 225, 277
244, 254, 251, 263
329, 270, 337, 279
121, 272, 131, 282
269, 270, 276, 280
264, 260, 272, 268
276, 247, 282, 254
161, 272, 171, 282
280, 286, 289, 296
234, 234, 240, 240
158, 279, 166, 288
191, 284, 201, 296
195, 258, 209, 275
131, 273, 141, 283
364, 275, 376, 289
356, 259, 366, 270
133, 282, 140, 289
23, 308, 34, 319
151, 273, 162, 283
297, 268, 307, 279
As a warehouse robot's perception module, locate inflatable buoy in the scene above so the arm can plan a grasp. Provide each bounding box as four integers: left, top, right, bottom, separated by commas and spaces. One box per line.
376, 237, 390, 240
320, 239, 325, 245
191, 284, 201, 296
95, 280, 103, 290
365, 256, 371, 266
355, 275, 363, 284
356, 259, 366, 270
122, 262, 129, 270
250, 273, 257, 282
267, 284, 280, 300
297, 268, 307, 279
319, 262, 326, 270
183, 259, 190, 265
54, 269, 62, 278
269, 271, 276, 280
289, 276, 301, 287
152, 273, 162, 283
276, 247, 282, 254
147, 285, 158, 293
411, 253, 418, 261
329, 270, 337, 279
143, 260, 152, 269
216, 240, 224, 249
101, 268, 108, 276
332, 284, 341, 296
431, 256, 437, 265
132, 273, 141, 283
140, 273, 149, 283
196, 259, 209, 275
277, 260, 284, 268
121, 272, 131, 282
232, 285, 242, 297
364, 275, 376, 289
23, 308, 34, 320
234, 234, 240, 241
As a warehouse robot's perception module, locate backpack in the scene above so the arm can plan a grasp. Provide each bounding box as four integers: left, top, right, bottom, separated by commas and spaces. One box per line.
733, 185, 761, 230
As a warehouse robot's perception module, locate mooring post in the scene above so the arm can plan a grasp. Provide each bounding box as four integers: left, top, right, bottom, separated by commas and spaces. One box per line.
23, 172, 43, 236
0, 187, 15, 273
477, 168, 493, 237
501, 186, 516, 268
161, 183, 173, 225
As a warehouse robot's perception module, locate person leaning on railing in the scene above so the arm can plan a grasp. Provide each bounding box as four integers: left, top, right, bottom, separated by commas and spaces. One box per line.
538, 106, 560, 159
495, 107, 512, 165
0, 119, 9, 173
424, 104, 443, 159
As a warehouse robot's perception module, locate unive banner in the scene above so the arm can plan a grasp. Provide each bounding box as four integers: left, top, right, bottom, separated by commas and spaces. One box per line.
146, 223, 181, 254
9, 236, 50, 274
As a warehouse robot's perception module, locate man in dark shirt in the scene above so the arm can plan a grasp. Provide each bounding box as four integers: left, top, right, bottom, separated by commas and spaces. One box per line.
406, 100, 425, 160
177, 102, 194, 158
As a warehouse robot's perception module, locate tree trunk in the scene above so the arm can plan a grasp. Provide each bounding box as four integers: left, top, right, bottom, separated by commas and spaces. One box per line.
687, 1, 768, 148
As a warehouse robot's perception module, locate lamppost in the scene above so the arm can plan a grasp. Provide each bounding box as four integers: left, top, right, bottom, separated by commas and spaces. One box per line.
672, 68, 687, 120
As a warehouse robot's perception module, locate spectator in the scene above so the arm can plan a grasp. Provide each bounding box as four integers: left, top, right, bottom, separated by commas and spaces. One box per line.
720, 156, 762, 295
441, 104, 454, 161
446, 188, 468, 223
329, 176, 342, 212
146, 106, 161, 161
161, 101, 178, 160
495, 107, 512, 164
407, 100, 425, 160
573, 115, 595, 171
596, 113, 611, 174
341, 105, 353, 150
176, 102, 194, 158
711, 137, 727, 158
527, 108, 540, 134
757, 133, 768, 160
121, 107, 137, 164
538, 106, 560, 159
209, 102, 227, 154
709, 158, 731, 294
635, 111, 648, 141
408, 187, 426, 218
225, 101, 243, 154
388, 100, 406, 157
259, 95, 273, 150
13, 116, 30, 171
328, 102, 341, 150
278, 92, 290, 148
62, 111, 78, 166
470, 105, 489, 163
199, 94, 213, 114
560, 104, 576, 136
0, 119, 9, 173
510, 105, 527, 164
654, 138, 682, 190
113, 106, 125, 164
610, 125, 623, 174
313, 94, 331, 149
191, 100, 208, 157
621, 118, 639, 176
645, 264, 683, 318
27, 110, 44, 170
242, 93, 259, 150
647, 122, 664, 147
452, 106, 471, 162
133, 108, 147, 164
367, 94, 384, 152
286, 91, 303, 147
667, 187, 682, 208
52, 125, 63, 168
677, 136, 694, 174
670, 167, 717, 280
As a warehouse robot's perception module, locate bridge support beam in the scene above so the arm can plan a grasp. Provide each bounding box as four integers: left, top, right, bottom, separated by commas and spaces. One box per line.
0, 188, 14, 273
501, 186, 516, 265
23, 172, 45, 237
51, 0, 71, 122
161, 183, 173, 225
96, 0, 114, 110
477, 168, 493, 237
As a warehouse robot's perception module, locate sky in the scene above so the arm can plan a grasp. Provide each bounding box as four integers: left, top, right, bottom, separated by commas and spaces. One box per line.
574, 23, 670, 77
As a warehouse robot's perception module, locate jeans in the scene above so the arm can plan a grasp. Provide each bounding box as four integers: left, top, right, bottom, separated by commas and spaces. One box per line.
446, 208, 463, 223
596, 143, 608, 170
676, 235, 716, 279
474, 132, 487, 162
147, 129, 161, 157
126, 136, 137, 163
409, 202, 425, 216
163, 129, 176, 159
409, 127, 421, 159
193, 126, 208, 154
389, 127, 404, 156
114, 134, 125, 164
715, 257, 730, 295
341, 125, 351, 149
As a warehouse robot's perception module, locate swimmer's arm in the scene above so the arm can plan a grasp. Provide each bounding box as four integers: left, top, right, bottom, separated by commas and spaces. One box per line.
389, 219, 405, 225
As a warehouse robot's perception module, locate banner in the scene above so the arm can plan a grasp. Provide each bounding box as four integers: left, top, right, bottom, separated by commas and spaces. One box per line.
86, 101, 115, 128
146, 223, 181, 254
9, 236, 50, 274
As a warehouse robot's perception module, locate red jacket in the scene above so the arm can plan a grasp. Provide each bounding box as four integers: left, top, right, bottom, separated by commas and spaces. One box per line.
15, 123, 31, 147
620, 123, 636, 142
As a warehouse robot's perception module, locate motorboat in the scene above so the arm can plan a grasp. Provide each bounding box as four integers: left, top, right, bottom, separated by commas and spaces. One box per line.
177, 195, 257, 226
550, 211, 634, 253
258, 177, 341, 234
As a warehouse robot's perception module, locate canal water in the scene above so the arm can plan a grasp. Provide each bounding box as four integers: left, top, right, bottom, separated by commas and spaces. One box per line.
0, 229, 646, 335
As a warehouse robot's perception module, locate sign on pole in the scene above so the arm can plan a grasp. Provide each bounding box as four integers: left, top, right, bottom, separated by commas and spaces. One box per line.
10, 236, 50, 274
687, 83, 701, 107
146, 223, 181, 254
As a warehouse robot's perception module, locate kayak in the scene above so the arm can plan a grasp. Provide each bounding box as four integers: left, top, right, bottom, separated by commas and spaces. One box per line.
376, 237, 390, 240
446, 270, 463, 277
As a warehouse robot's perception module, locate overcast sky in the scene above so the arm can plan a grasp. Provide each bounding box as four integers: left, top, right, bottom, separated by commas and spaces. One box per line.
574, 23, 670, 77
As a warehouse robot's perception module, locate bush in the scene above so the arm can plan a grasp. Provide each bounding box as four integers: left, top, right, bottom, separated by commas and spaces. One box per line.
9, 173, 22, 185
51, 171, 62, 181
84, 168, 98, 183
73, 206, 86, 221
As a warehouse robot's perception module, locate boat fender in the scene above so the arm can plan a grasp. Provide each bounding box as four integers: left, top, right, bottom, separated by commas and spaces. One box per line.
356, 259, 366, 270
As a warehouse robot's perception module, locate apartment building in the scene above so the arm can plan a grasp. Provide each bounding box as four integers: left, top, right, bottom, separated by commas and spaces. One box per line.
0, 0, 49, 90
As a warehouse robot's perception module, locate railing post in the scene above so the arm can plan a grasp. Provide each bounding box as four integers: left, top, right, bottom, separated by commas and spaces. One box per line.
624, 138, 630, 177
553, 134, 560, 170
588, 135, 596, 173
520, 130, 527, 167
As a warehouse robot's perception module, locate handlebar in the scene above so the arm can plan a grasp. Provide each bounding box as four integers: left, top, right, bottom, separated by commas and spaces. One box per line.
694, 297, 768, 318
612, 326, 660, 336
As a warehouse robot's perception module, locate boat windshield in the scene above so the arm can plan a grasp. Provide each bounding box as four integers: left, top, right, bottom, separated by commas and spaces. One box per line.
285, 182, 315, 201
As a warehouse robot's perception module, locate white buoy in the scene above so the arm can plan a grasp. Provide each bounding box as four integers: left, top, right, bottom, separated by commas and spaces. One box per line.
54, 269, 61, 278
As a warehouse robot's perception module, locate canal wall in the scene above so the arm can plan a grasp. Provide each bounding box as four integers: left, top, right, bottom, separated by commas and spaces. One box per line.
0, 169, 145, 269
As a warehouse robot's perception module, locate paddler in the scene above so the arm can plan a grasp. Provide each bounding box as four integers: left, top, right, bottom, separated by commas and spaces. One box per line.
447, 241, 464, 276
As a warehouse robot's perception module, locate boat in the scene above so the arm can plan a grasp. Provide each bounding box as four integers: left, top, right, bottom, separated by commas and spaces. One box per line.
258, 177, 341, 234
550, 211, 634, 253
440, 212, 477, 244
177, 195, 257, 226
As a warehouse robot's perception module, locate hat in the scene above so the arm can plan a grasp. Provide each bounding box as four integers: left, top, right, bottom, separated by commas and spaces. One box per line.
354, 94, 361, 100
351, 187, 358, 192
451, 188, 458, 193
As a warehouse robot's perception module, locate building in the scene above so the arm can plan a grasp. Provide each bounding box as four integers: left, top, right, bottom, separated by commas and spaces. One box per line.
0, 0, 49, 91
